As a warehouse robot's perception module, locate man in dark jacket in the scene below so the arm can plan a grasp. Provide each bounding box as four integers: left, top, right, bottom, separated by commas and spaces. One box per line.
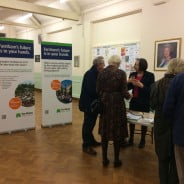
79, 56, 105, 155
163, 72, 184, 184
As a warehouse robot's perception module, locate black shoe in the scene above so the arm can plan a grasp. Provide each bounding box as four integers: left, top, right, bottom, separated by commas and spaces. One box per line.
103, 159, 110, 167
91, 141, 101, 147
138, 140, 145, 149
128, 138, 134, 146
83, 147, 97, 155
114, 160, 122, 168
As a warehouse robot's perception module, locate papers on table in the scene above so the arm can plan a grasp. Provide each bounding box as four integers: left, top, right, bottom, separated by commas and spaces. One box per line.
127, 112, 154, 126
127, 112, 142, 121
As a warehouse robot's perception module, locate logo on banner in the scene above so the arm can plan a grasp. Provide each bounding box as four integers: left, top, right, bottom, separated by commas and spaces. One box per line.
56, 108, 70, 113
16, 112, 33, 118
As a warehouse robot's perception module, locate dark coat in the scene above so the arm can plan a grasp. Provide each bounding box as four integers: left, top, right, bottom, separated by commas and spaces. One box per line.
150, 74, 175, 159
128, 71, 155, 112
79, 65, 98, 113
97, 65, 129, 141
163, 73, 184, 146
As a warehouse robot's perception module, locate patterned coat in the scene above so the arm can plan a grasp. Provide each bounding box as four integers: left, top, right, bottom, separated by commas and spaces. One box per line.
96, 65, 129, 141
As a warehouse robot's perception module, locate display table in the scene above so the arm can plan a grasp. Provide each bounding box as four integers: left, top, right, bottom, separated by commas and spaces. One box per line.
127, 111, 154, 144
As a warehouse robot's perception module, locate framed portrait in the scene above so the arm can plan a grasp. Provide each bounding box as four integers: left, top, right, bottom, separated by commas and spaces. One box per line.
154, 38, 181, 71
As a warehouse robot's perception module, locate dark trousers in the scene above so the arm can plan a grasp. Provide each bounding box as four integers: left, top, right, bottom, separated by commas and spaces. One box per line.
175, 145, 184, 184
154, 130, 178, 184
129, 124, 147, 142
158, 157, 178, 184
102, 138, 120, 162
82, 112, 98, 148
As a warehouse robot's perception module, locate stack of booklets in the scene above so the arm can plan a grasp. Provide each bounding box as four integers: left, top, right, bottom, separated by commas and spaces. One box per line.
127, 112, 142, 121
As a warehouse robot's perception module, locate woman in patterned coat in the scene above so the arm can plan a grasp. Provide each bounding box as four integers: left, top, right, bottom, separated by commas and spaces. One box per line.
97, 55, 130, 167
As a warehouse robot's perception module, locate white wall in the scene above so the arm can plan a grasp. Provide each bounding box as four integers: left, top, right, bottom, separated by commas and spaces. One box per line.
16, 28, 42, 73
92, 13, 141, 46
0, 25, 16, 38
6, 0, 184, 80
84, 0, 184, 80
140, 0, 184, 79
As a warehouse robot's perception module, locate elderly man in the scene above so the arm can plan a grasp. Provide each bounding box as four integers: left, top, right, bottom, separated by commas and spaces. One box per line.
79, 56, 105, 155
163, 72, 184, 184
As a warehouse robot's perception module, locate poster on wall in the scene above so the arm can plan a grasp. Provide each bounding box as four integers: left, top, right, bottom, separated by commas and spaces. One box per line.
0, 38, 35, 133
93, 42, 140, 75
120, 43, 140, 73
41, 41, 72, 127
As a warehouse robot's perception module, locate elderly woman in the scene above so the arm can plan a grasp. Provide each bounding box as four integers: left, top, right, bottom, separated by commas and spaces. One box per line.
150, 58, 184, 184
97, 55, 130, 167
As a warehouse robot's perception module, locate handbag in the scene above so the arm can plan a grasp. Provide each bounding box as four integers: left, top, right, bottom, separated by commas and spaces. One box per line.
90, 98, 103, 115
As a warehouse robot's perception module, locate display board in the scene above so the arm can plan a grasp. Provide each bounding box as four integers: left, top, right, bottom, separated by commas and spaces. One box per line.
0, 38, 35, 133
41, 41, 72, 127
93, 42, 140, 75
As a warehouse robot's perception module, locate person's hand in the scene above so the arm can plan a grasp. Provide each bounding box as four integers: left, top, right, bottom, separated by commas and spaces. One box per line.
128, 77, 135, 83
134, 80, 144, 88
125, 92, 133, 100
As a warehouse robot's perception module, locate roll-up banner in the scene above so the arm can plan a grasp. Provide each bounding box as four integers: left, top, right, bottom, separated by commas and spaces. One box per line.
0, 38, 35, 133
41, 42, 72, 127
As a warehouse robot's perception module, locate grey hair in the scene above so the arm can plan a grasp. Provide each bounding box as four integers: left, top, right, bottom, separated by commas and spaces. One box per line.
164, 44, 172, 50
93, 56, 104, 66
108, 55, 121, 65
167, 58, 184, 74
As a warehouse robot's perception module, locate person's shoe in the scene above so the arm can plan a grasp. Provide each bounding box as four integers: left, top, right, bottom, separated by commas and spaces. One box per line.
121, 139, 132, 147
91, 141, 101, 147
114, 160, 122, 168
103, 159, 110, 167
138, 140, 145, 149
128, 138, 134, 146
83, 147, 97, 155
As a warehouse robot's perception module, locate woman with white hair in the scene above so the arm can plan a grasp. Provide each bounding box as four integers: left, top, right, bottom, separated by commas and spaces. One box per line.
97, 55, 130, 167
150, 58, 184, 184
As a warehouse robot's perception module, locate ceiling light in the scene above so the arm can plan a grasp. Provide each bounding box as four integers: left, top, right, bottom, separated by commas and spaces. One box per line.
0, 25, 5, 31
17, 13, 33, 22
60, 0, 68, 3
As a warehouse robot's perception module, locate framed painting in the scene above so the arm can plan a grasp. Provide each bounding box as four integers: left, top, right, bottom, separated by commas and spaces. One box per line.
154, 38, 181, 71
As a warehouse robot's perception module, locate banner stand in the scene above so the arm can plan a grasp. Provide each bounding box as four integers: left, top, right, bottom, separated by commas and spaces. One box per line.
0, 38, 35, 133
41, 41, 72, 127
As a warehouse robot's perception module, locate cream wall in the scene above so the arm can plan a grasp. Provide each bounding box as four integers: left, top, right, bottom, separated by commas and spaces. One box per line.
16, 29, 42, 73
84, 0, 184, 80
4, 0, 184, 80
92, 13, 142, 46
0, 25, 16, 38
141, 0, 184, 79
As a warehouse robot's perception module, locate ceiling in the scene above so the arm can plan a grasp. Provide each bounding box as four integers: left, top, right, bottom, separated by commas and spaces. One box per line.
0, 0, 122, 31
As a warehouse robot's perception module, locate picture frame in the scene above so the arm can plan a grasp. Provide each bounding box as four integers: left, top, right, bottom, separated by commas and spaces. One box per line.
154, 38, 181, 71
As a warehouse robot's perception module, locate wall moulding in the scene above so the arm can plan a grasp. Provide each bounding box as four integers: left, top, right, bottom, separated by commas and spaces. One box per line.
91, 9, 142, 24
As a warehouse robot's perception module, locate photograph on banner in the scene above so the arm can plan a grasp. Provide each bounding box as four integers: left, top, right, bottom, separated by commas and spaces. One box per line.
41, 41, 72, 126
0, 38, 35, 133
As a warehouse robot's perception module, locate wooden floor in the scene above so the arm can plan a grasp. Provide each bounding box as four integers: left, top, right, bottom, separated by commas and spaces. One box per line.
0, 90, 159, 184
